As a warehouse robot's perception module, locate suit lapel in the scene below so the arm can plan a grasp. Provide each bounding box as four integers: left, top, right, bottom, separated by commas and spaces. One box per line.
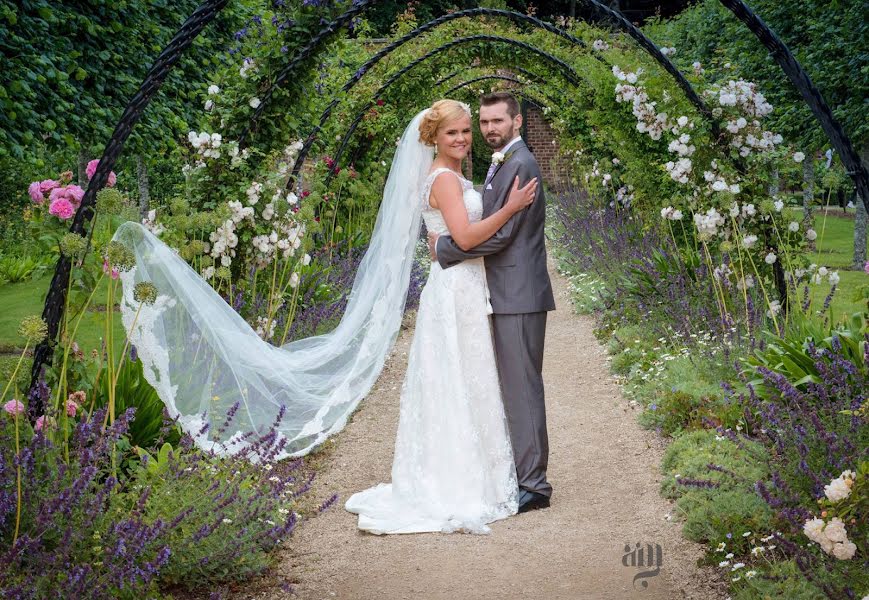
483, 140, 526, 213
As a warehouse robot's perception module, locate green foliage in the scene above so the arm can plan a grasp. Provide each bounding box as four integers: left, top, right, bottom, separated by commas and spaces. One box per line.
729, 559, 827, 600
745, 311, 867, 399
124, 443, 293, 588
93, 357, 180, 451
660, 430, 776, 545
643, 0, 868, 151
0, 253, 52, 284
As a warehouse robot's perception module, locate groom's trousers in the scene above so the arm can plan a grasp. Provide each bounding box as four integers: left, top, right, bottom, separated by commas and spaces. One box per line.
491, 311, 552, 498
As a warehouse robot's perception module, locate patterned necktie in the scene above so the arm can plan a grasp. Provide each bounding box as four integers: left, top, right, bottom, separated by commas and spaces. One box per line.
485, 161, 498, 185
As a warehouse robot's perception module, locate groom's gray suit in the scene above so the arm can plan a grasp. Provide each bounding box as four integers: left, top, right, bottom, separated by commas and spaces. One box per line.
435, 138, 556, 498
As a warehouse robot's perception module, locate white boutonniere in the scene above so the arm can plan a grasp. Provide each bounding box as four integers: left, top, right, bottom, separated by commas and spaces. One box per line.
491, 151, 505, 165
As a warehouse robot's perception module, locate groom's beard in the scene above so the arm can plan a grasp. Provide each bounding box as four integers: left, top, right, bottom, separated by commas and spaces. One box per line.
484, 128, 516, 151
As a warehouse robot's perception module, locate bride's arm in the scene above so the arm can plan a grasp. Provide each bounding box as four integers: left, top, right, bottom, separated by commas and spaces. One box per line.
430, 172, 537, 252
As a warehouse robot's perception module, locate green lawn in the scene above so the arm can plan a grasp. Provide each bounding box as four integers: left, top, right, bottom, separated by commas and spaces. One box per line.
803, 208, 869, 269
0, 274, 128, 398
792, 209, 869, 322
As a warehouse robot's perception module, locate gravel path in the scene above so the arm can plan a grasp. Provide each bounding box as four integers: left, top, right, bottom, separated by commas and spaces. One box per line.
242, 258, 730, 600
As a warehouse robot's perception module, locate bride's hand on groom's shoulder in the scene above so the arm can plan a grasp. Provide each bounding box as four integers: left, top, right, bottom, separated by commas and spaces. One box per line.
505, 175, 538, 214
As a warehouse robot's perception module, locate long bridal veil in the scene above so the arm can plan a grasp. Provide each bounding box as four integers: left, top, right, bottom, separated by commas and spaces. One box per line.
111, 109, 433, 459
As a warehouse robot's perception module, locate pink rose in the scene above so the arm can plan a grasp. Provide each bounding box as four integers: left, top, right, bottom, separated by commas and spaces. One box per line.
86, 159, 117, 187
39, 179, 59, 193
85, 159, 98, 180
49, 187, 66, 203
66, 399, 79, 417
35, 415, 46, 431
3, 399, 25, 416
865, 261, 869, 275
65, 185, 85, 207
28, 181, 44, 203
49, 197, 75, 220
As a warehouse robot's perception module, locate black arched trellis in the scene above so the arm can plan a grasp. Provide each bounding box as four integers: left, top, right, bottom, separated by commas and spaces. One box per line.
261, 9, 734, 180
28, 0, 229, 410
442, 75, 560, 106
326, 73, 562, 185
28, 0, 869, 404
717, 0, 868, 211
435, 64, 547, 88
321, 38, 586, 183
239, 6, 600, 147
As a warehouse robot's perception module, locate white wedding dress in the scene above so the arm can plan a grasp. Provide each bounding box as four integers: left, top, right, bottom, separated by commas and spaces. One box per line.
344, 168, 519, 535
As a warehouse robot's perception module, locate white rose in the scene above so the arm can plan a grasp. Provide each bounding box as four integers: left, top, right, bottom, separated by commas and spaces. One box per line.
249, 97, 261, 109
803, 518, 826, 542
788, 221, 799, 232
208, 84, 220, 95
793, 152, 805, 162
806, 228, 818, 241
823, 518, 849, 543
831, 541, 856, 560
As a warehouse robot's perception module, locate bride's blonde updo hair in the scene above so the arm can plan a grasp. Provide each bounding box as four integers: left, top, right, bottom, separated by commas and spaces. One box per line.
418, 99, 472, 146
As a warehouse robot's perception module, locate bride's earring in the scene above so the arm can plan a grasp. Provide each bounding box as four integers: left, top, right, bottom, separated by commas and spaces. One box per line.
433, 144, 439, 156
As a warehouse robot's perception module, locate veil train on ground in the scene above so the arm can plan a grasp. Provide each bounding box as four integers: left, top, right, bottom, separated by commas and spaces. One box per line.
112, 109, 433, 459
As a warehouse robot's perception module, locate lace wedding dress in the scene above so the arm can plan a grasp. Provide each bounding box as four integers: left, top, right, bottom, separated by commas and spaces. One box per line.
344, 168, 519, 535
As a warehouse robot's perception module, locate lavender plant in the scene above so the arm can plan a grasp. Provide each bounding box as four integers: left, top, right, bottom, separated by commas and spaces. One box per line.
0, 399, 324, 599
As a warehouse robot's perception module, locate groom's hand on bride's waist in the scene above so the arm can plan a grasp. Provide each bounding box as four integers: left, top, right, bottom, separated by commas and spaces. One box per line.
427, 231, 439, 260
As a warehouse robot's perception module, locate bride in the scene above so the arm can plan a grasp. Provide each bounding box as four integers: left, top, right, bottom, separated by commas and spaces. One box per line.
111, 98, 534, 534
344, 99, 537, 534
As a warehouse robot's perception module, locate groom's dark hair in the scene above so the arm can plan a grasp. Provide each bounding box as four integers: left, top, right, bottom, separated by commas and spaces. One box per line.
480, 91, 520, 118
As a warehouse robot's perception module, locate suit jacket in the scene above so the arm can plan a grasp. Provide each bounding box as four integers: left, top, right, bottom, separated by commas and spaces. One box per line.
435, 139, 556, 314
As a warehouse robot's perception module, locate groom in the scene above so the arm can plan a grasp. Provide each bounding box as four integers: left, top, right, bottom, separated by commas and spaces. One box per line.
429, 91, 556, 513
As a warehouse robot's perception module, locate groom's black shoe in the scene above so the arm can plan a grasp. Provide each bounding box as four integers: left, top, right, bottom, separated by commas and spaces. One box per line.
518, 489, 550, 513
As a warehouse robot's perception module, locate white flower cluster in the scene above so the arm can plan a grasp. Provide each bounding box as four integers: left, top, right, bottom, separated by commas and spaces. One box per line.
228, 199, 254, 223
255, 316, 276, 341
665, 157, 693, 184
613, 66, 670, 141
141, 209, 164, 237
592, 39, 609, 51
824, 469, 856, 502
705, 169, 742, 194
209, 219, 239, 269
246, 181, 263, 205
714, 79, 773, 116
660, 206, 683, 220
187, 131, 223, 161
239, 58, 257, 79
226, 143, 251, 169
803, 515, 857, 560
736, 274, 755, 290
693, 207, 725, 239
713, 262, 732, 281
613, 65, 698, 184
615, 185, 633, 207
706, 79, 781, 157
790, 263, 840, 286
667, 133, 696, 157
204, 84, 220, 111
